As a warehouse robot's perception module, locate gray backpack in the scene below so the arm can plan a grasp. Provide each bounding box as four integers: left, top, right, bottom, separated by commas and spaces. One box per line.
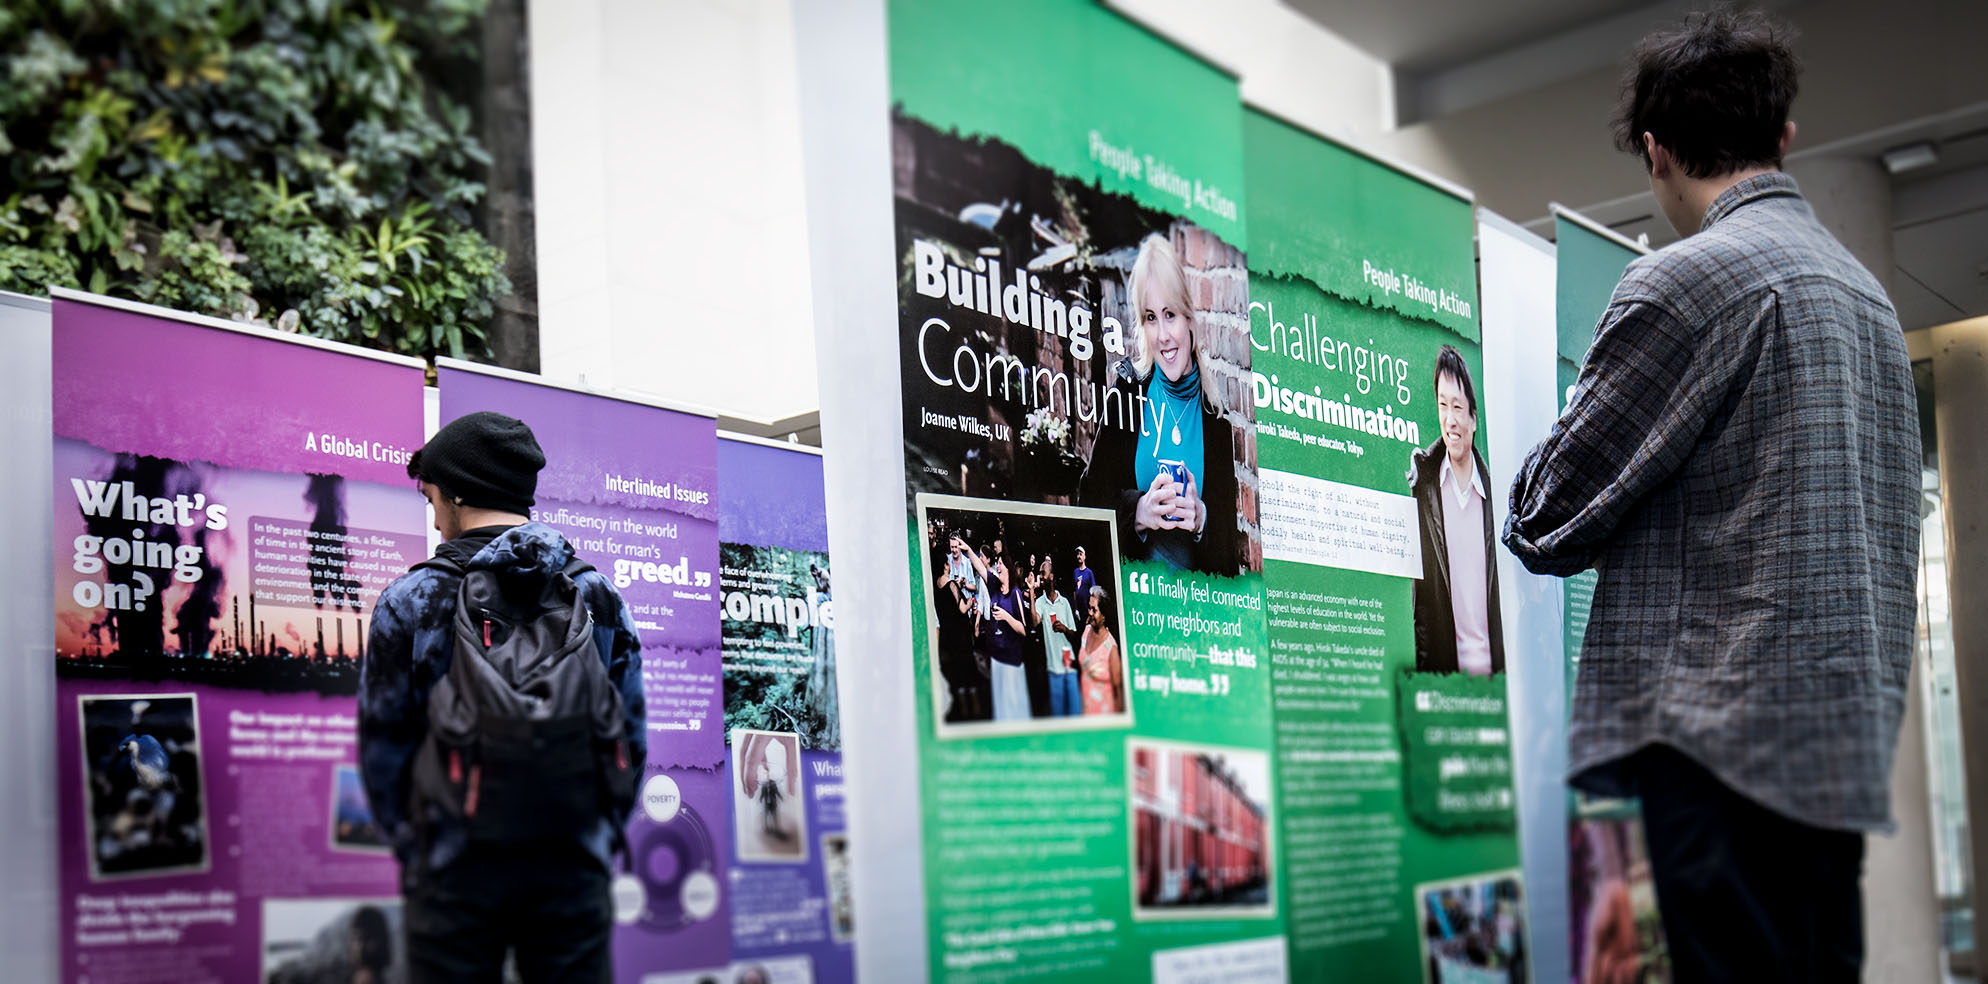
409, 555, 638, 847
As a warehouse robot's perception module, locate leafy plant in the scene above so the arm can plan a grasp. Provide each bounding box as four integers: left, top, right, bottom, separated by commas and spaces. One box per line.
0, 0, 510, 359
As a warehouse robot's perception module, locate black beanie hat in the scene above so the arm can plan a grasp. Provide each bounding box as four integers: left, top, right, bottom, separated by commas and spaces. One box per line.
407, 411, 545, 515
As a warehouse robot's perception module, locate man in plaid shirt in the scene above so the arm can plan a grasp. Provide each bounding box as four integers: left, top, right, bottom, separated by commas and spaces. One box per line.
1504, 9, 1919, 980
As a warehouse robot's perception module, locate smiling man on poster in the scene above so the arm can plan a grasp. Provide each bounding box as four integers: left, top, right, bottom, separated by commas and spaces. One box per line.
1409, 344, 1504, 677
1504, 10, 1920, 980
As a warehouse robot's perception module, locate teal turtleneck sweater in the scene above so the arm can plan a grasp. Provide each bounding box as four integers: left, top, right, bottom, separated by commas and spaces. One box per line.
1137, 364, 1205, 566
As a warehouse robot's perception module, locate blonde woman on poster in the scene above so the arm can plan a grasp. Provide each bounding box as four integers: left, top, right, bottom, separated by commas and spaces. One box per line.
1079, 234, 1239, 575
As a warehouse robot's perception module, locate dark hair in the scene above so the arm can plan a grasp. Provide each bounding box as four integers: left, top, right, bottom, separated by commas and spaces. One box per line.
1613, 7, 1800, 178
405, 451, 456, 503
348, 905, 392, 970
1432, 344, 1476, 417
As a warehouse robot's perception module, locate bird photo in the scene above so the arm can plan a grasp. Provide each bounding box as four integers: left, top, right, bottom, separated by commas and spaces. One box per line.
81, 693, 208, 878
118, 733, 180, 793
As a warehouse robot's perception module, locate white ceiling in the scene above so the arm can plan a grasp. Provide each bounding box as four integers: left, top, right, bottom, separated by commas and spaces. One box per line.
1282, 0, 1655, 69
1287, 0, 1988, 331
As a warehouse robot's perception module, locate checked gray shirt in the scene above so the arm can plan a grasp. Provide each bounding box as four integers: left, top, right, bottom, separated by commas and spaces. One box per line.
1504, 172, 1920, 833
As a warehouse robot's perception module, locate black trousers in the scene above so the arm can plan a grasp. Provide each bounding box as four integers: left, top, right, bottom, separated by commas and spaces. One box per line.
1632, 745, 1865, 984
404, 843, 612, 984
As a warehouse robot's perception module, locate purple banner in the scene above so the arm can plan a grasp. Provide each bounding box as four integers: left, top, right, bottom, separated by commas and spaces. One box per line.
53, 299, 422, 487
438, 365, 728, 979
52, 296, 424, 983
718, 438, 852, 984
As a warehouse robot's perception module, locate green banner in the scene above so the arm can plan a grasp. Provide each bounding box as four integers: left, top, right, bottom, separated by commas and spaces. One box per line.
1246, 108, 1526, 981
1246, 118, 1477, 345
1553, 212, 1671, 983
890, 0, 1245, 247
890, 2, 1277, 980
1549, 216, 1638, 711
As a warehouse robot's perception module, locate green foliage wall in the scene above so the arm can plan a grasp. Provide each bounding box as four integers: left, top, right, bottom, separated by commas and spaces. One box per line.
0, 0, 510, 358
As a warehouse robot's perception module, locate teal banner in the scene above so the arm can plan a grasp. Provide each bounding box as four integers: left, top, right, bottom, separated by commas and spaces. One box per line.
1552, 212, 1670, 984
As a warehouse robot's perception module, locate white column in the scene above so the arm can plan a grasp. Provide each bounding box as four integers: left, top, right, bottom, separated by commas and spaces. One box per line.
526, 0, 613, 387
1786, 154, 1942, 983
791, 1, 929, 981
528, 0, 820, 421
1931, 314, 1988, 982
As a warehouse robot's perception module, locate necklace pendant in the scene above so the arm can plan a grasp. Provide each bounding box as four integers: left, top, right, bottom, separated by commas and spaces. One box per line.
1171, 423, 1182, 445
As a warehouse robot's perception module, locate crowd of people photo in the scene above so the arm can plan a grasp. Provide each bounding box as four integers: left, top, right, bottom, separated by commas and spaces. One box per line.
922, 504, 1129, 729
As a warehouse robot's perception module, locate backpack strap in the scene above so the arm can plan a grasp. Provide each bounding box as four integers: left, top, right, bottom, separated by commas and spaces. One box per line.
414, 556, 589, 579
412, 554, 466, 578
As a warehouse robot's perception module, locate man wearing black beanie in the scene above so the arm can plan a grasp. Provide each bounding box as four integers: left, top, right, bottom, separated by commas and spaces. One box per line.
359, 411, 646, 983
404, 411, 546, 522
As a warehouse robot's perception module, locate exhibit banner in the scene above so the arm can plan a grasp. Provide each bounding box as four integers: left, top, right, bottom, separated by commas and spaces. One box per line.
1551, 210, 1669, 984
1478, 209, 1570, 984
718, 435, 854, 984
436, 361, 726, 981
1549, 212, 1642, 693
3, 291, 58, 984
1243, 110, 1527, 980
890, 1, 1276, 980
51, 291, 426, 983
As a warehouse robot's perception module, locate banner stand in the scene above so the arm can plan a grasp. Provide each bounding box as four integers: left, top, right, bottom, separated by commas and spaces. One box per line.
0, 290, 57, 983
1477, 208, 1568, 984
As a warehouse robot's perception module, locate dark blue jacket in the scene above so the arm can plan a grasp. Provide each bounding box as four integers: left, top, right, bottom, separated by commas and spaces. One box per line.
359, 522, 645, 872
